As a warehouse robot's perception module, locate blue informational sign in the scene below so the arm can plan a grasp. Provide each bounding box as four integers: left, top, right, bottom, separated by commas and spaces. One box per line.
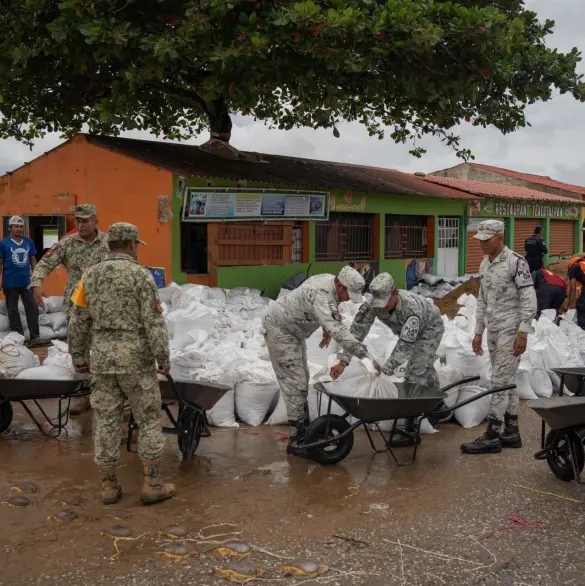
146, 267, 166, 289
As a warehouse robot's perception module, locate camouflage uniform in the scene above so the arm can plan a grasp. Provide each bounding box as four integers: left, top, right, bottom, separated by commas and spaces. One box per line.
263, 267, 370, 428
69, 225, 169, 466
30, 205, 109, 317
462, 220, 537, 455
339, 274, 444, 389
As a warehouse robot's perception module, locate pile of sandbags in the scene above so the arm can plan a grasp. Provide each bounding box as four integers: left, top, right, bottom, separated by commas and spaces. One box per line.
0, 296, 67, 341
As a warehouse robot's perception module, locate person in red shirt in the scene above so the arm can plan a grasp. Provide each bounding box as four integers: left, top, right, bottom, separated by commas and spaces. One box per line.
532, 269, 567, 321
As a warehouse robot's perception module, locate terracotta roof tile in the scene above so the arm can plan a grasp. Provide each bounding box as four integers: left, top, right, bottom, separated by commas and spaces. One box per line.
470, 163, 585, 196
422, 175, 583, 205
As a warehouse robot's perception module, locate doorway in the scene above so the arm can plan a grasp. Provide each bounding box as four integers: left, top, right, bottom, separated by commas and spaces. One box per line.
437, 217, 460, 277
181, 221, 208, 274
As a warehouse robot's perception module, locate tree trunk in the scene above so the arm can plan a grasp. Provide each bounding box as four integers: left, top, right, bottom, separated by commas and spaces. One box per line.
206, 96, 232, 143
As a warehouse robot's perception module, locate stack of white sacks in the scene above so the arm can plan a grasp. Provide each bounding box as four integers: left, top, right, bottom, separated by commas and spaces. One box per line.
0, 296, 67, 341
4, 283, 585, 433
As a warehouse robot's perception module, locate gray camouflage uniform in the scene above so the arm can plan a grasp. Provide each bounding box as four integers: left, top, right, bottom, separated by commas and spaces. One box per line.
68, 223, 170, 467
263, 268, 370, 423
475, 229, 537, 422
339, 274, 444, 388
30, 204, 110, 318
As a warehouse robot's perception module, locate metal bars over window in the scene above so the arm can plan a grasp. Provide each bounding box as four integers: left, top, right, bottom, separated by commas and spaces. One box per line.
438, 217, 459, 249
315, 212, 375, 262
385, 214, 428, 259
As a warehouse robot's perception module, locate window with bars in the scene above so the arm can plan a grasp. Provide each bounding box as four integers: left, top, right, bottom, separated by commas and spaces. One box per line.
315, 212, 375, 262
385, 214, 428, 259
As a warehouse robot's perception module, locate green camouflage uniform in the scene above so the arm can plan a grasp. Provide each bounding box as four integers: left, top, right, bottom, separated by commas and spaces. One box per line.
68, 223, 170, 467
30, 205, 109, 317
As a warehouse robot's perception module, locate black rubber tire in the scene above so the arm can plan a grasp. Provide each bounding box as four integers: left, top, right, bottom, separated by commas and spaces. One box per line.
177, 408, 201, 459
0, 401, 13, 434
545, 430, 585, 482
305, 415, 354, 466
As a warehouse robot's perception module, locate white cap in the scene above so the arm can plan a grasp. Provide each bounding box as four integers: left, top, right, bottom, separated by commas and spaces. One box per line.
473, 219, 505, 241
8, 216, 24, 226
337, 266, 365, 303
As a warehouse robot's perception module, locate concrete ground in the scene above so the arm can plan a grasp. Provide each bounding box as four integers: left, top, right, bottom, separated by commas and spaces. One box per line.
1, 401, 584, 586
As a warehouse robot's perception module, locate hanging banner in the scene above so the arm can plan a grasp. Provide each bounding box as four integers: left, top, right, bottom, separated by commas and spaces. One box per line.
182, 188, 329, 221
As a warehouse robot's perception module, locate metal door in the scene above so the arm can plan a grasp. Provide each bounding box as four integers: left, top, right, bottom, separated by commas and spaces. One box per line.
437, 217, 459, 277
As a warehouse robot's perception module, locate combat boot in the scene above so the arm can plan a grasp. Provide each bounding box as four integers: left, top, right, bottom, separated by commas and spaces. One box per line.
500, 413, 522, 448
286, 419, 308, 457
460, 418, 502, 455
70, 396, 92, 416
99, 466, 122, 505
140, 460, 176, 505
388, 418, 421, 448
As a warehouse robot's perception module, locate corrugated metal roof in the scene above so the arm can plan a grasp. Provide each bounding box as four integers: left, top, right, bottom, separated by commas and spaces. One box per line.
83, 134, 473, 200
471, 163, 585, 196
422, 175, 583, 205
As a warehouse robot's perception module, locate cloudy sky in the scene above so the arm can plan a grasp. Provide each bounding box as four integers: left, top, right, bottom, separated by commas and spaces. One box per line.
1, 0, 584, 184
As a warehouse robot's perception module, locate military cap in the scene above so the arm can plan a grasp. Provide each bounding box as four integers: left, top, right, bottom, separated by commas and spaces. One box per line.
74, 204, 97, 219
369, 273, 396, 308
474, 219, 505, 241
108, 222, 147, 245
337, 266, 365, 303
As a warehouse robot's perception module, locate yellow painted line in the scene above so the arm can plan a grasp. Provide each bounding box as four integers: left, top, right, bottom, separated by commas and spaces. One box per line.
512, 484, 583, 504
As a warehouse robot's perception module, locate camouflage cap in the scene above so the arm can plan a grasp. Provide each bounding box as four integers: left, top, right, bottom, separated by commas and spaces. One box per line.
108, 222, 147, 246
337, 266, 365, 303
369, 273, 396, 308
473, 219, 505, 241
74, 204, 97, 219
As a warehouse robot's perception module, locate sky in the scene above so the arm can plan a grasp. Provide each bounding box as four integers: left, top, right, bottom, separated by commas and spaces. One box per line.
1, 0, 584, 185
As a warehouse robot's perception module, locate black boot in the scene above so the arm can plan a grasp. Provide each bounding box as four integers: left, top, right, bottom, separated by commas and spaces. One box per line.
460, 418, 502, 455
388, 418, 421, 448
286, 419, 308, 457
500, 413, 522, 448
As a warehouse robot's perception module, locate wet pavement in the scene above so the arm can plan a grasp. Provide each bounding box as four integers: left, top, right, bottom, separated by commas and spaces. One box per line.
1, 401, 584, 585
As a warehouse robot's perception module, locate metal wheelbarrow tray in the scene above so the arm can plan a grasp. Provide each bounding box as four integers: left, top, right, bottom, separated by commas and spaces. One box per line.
127, 376, 231, 460
0, 376, 91, 438
303, 376, 516, 467
529, 397, 585, 483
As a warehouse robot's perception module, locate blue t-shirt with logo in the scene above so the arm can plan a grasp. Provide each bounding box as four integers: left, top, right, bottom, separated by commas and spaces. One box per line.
0, 237, 37, 288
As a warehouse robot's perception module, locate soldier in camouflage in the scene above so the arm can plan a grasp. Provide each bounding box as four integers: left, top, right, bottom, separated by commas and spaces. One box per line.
68, 222, 175, 506
461, 220, 537, 455
30, 204, 110, 415
263, 266, 375, 456
331, 273, 444, 446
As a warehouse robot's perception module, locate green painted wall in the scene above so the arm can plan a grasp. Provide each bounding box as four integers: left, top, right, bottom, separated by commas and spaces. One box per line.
173, 175, 468, 297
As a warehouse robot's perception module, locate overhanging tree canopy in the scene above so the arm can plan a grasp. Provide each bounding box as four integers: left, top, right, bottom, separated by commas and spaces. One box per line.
1, 0, 584, 158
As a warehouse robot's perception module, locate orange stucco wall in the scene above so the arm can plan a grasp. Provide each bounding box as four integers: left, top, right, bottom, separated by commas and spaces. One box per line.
0, 136, 174, 297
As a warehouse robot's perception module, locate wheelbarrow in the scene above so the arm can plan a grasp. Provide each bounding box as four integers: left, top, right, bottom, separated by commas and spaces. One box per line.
529, 396, 585, 482
126, 375, 230, 460
0, 374, 91, 438
303, 377, 516, 466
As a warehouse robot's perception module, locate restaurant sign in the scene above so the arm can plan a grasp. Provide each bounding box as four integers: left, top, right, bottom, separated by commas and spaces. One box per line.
470, 199, 580, 220
182, 188, 329, 221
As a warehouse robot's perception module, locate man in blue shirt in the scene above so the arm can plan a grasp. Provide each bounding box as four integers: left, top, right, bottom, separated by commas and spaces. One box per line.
0, 216, 41, 345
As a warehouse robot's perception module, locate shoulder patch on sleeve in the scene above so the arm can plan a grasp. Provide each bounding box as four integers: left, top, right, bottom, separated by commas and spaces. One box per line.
399, 315, 420, 343
44, 243, 59, 258
354, 303, 371, 323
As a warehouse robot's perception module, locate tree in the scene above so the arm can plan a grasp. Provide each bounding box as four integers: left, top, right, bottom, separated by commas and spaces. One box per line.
1, 0, 584, 159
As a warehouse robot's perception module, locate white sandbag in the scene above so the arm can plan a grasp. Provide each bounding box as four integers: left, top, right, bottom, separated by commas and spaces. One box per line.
434, 360, 462, 422
306, 329, 338, 366
266, 393, 288, 425
330, 359, 398, 399
16, 365, 73, 380
0, 315, 9, 331
43, 341, 74, 372
235, 379, 279, 426
445, 346, 487, 384
39, 326, 55, 340
527, 341, 553, 398
516, 371, 538, 400
207, 388, 239, 428
43, 297, 64, 314
308, 388, 345, 420
0, 336, 39, 378
55, 326, 67, 339
420, 418, 438, 434
46, 312, 67, 331
454, 385, 490, 428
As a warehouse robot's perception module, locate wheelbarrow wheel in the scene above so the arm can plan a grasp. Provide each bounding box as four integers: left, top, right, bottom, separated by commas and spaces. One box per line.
305, 415, 354, 466
0, 400, 13, 434
545, 430, 585, 482
177, 407, 201, 459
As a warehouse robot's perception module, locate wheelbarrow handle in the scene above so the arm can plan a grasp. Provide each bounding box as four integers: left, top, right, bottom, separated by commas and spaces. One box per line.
439, 376, 481, 394
432, 384, 516, 417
